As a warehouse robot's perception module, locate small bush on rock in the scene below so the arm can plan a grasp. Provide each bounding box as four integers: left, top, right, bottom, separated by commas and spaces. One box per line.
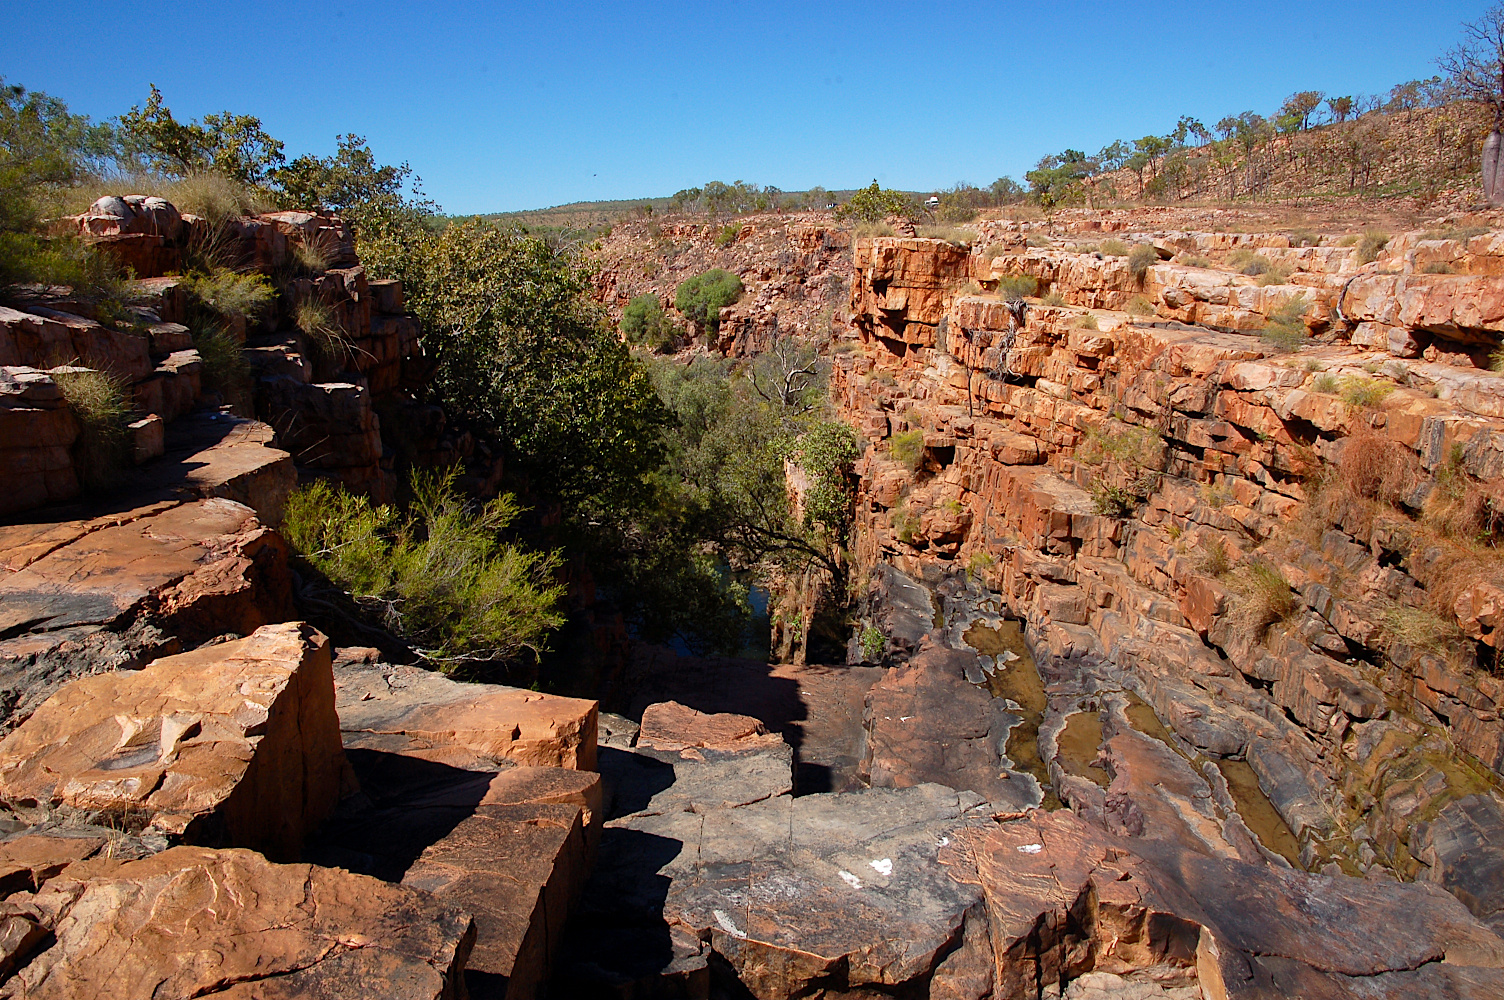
1126, 295, 1156, 316
1224, 560, 1296, 643
1339, 375, 1393, 410
889, 429, 926, 470
54, 366, 131, 491
1127, 244, 1158, 283
621, 293, 676, 352
1099, 239, 1130, 256
1357, 231, 1390, 264
996, 274, 1038, 299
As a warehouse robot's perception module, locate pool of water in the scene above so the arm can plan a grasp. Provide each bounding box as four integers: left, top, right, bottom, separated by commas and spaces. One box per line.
1217, 758, 1303, 867
961, 619, 1060, 809
1057, 711, 1110, 788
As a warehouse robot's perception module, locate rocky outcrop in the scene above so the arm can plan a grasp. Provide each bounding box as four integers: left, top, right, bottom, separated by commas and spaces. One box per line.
0, 498, 293, 731
944, 809, 1504, 999
591, 214, 854, 356
559, 704, 994, 998
334, 660, 598, 771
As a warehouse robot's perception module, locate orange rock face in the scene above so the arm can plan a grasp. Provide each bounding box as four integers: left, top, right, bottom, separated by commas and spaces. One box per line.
6, 846, 474, 1000
0, 622, 347, 861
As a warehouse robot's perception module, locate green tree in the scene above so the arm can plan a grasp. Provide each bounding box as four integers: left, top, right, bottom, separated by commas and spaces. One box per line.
835, 180, 913, 222
274, 134, 421, 216
0, 80, 119, 293
1026, 150, 1095, 210
363, 218, 668, 516
118, 84, 285, 184
674, 268, 743, 335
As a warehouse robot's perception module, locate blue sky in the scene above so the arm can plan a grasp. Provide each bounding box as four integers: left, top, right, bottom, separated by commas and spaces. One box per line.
0, 0, 1485, 214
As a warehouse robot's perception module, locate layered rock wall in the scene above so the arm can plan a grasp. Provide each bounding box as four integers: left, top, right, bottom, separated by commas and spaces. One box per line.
838, 232, 1504, 924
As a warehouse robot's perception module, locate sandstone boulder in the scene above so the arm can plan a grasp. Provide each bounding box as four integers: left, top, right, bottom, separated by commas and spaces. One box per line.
0, 622, 346, 861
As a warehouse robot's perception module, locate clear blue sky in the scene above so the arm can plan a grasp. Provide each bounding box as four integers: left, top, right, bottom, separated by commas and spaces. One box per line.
0, 0, 1485, 214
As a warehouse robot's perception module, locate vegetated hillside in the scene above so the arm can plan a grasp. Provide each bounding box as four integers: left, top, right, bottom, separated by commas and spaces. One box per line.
1080, 101, 1489, 211
591, 211, 854, 355
479, 186, 920, 243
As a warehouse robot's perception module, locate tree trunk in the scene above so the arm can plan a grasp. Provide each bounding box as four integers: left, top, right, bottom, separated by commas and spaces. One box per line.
1485, 130, 1503, 206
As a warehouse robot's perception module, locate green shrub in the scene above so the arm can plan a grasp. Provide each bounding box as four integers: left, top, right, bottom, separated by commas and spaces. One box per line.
1423, 261, 1456, 274
1181, 254, 1213, 268
1025, 233, 1050, 247
854, 220, 895, 238
1077, 312, 1099, 330
859, 624, 885, 661
890, 500, 920, 543
713, 223, 741, 247
194, 327, 251, 399
1090, 480, 1139, 517
1099, 239, 1130, 256
1312, 373, 1339, 393
1254, 263, 1293, 286
675, 268, 743, 335
1198, 536, 1230, 576
1127, 244, 1158, 282
282, 470, 566, 665
1288, 229, 1321, 248
1042, 290, 1066, 306
837, 180, 913, 222
1229, 249, 1269, 275
1126, 294, 1156, 316
185, 269, 275, 322
889, 429, 926, 470
53, 367, 131, 490
621, 293, 676, 352
295, 296, 351, 361
1357, 230, 1390, 264
1339, 375, 1393, 409
996, 274, 1038, 299
966, 550, 996, 580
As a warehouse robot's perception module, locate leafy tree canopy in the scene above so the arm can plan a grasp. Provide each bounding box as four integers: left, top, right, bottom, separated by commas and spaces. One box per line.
118, 84, 285, 185
835, 180, 913, 222
674, 268, 743, 335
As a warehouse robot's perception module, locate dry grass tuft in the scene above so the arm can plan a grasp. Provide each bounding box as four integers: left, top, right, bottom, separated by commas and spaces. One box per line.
1224, 560, 1297, 643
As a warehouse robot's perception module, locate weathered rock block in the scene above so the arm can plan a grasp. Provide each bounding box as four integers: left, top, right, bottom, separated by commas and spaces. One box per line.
335, 661, 598, 771
6, 846, 474, 999
0, 622, 346, 860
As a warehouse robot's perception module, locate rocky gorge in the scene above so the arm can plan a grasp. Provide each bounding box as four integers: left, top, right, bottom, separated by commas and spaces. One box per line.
1, 191, 1504, 1000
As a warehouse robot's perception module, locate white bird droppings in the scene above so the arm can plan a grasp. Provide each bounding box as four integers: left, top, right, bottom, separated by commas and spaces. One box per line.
869, 858, 893, 876
838, 870, 863, 889
1017, 843, 1043, 854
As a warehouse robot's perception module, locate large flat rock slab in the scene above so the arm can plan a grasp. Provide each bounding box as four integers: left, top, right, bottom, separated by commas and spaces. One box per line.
943, 809, 1504, 1000
0, 622, 346, 860
863, 644, 1040, 813
563, 713, 994, 999
335, 661, 597, 771
0, 498, 290, 640
2, 845, 474, 1000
